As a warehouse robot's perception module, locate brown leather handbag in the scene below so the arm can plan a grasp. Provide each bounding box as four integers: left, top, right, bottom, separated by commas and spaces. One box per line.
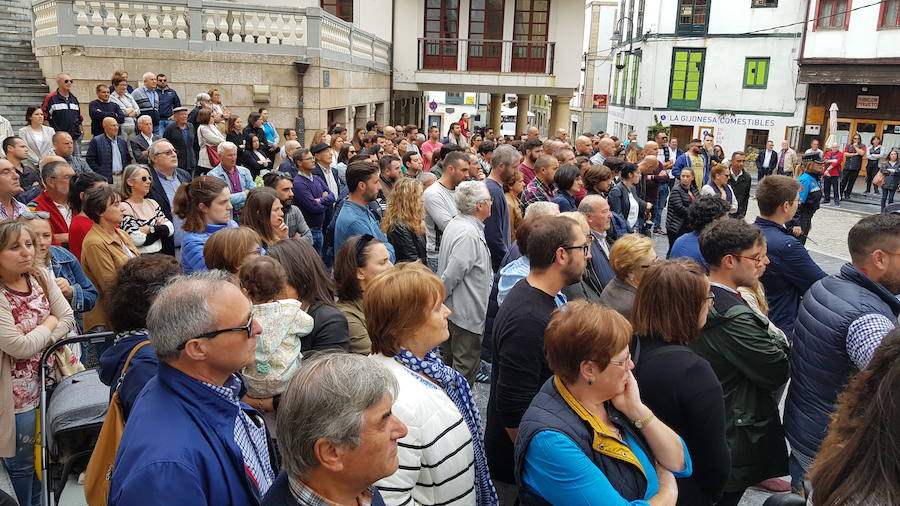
83, 340, 151, 506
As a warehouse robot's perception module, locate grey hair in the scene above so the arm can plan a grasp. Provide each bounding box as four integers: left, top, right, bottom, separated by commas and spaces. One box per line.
578, 194, 607, 216
120, 164, 151, 198
416, 172, 437, 185
454, 180, 490, 215
147, 270, 235, 362
142, 71, 155, 81
524, 201, 560, 219
416, 133, 425, 142
277, 353, 399, 479
148, 138, 173, 159
492, 144, 522, 170
217, 141, 238, 156
137, 115, 153, 126
40, 160, 68, 182
195, 92, 211, 104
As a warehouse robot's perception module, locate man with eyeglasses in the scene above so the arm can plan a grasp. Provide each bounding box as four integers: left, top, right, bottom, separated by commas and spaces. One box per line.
695, 217, 791, 504
786, 213, 900, 497
162, 106, 196, 174
147, 139, 192, 256
42, 73, 83, 156
109, 271, 276, 506
28, 159, 75, 245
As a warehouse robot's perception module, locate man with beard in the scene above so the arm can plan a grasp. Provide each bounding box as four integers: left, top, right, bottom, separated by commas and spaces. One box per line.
518, 138, 543, 185
786, 213, 900, 495
263, 171, 312, 244
333, 159, 395, 261
485, 215, 589, 502
483, 144, 521, 271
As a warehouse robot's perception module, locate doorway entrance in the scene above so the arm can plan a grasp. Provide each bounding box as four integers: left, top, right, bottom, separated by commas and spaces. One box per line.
668, 125, 693, 150
824, 118, 900, 176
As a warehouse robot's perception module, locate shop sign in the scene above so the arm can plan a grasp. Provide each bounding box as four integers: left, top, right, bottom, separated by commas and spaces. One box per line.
429, 100, 438, 112
658, 112, 776, 127
592, 94, 608, 110
856, 95, 879, 110
465, 96, 476, 105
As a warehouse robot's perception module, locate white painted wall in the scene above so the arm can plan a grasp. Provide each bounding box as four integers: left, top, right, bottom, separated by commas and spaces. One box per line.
356, 0, 394, 42
803, 0, 900, 59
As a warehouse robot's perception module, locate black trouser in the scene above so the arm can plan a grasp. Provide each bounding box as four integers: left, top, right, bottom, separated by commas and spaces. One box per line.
758, 166, 772, 181
841, 169, 860, 199
865, 160, 881, 193
797, 203, 818, 245
666, 227, 686, 258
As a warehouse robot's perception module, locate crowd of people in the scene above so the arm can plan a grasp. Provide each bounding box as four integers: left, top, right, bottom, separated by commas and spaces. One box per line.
0, 72, 898, 506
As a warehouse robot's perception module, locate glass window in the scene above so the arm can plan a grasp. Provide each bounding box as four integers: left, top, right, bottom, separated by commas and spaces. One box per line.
881, 0, 900, 27
668, 48, 705, 110
752, 0, 777, 6
743, 57, 770, 89
321, 0, 353, 22
817, 0, 849, 29
677, 0, 710, 35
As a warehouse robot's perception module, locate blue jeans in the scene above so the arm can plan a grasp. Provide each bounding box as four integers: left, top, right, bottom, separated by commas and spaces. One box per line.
654, 184, 669, 229
2, 409, 41, 506
788, 452, 811, 496
881, 186, 896, 211
156, 119, 174, 137
426, 257, 438, 273
310, 228, 324, 257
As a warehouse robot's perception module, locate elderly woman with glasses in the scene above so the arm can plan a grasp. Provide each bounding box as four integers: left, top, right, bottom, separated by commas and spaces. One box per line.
514, 300, 690, 506
598, 233, 656, 321
367, 262, 498, 506
120, 164, 174, 255
334, 235, 393, 355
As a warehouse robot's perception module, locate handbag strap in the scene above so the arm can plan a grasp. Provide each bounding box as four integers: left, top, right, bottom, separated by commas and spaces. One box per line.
115, 340, 151, 394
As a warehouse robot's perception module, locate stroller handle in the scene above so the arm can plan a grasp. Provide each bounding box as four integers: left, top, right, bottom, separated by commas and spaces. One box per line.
39, 332, 116, 367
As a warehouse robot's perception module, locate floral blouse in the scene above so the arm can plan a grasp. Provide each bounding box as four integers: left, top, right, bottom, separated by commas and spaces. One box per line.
7, 276, 51, 413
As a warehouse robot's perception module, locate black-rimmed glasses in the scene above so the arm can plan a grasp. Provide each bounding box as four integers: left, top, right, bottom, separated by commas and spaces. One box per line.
176, 312, 255, 350
561, 243, 590, 256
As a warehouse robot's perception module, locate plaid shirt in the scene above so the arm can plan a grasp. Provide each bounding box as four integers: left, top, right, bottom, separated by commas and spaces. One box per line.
201, 375, 275, 494
520, 177, 557, 214
288, 475, 379, 505
846, 313, 895, 369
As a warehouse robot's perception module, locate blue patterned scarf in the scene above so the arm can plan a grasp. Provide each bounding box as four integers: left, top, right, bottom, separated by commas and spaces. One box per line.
394, 348, 498, 506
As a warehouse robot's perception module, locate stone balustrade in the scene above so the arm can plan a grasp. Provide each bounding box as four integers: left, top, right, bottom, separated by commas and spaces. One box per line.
30, 0, 389, 71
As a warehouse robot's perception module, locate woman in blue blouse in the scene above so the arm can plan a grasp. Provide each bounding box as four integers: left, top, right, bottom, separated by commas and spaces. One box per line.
515, 300, 692, 506
173, 176, 238, 274
550, 164, 582, 212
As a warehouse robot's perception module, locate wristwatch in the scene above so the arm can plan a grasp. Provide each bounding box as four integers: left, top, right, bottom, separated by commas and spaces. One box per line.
633, 411, 655, 429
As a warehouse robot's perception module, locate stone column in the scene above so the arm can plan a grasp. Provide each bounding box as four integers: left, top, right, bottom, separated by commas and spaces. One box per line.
515, 94, 530, 136
549, 95, 572, 138
489, 93, 502, 135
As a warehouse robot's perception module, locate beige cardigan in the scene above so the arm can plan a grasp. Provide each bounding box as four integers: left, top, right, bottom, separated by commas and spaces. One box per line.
0, 268, 76, 457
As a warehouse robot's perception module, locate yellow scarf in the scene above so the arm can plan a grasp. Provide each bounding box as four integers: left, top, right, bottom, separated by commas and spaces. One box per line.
554, 376, 645, 474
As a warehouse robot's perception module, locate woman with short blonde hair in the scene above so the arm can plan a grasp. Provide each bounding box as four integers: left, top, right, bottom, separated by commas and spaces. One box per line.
598, 233, 657, 320
367, 262, 497, 506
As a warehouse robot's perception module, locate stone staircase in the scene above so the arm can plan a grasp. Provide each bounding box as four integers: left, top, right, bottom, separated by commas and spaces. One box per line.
0, 0, 50, 130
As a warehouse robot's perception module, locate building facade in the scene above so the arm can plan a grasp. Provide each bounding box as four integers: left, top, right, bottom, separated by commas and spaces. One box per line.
799, 0, 900, 153
30, 0, 391, 145
605, 0, 806, 156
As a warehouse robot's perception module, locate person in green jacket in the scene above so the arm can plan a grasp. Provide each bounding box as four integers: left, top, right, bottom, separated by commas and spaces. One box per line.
692, 217, 790, 506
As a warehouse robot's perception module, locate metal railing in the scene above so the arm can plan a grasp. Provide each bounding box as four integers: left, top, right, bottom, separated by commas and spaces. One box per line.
417, 38, 555, 74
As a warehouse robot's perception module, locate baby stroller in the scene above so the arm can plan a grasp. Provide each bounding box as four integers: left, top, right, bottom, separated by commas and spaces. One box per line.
39, 333, 115, 506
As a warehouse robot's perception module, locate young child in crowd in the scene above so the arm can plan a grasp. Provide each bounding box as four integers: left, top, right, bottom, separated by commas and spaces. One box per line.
238, 256, 314, 399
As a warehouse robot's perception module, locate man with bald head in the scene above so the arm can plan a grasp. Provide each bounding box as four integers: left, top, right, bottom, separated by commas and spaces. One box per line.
590, 137, 616, 166
526, 126, 540, 140
578, 194, 615, 288
52, 131, 91, 175
86, 116, 131, 184
638, 150, 670, 234
42, 72, 83, 155
574, 135, 594, 157
555, 128, 569, 144
278, 140, 302, 178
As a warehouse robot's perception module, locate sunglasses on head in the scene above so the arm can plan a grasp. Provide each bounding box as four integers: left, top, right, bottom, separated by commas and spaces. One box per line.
20, 210, 50, 220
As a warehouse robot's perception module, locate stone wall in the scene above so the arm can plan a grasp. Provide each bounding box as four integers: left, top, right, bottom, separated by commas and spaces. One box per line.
34, 46, 390, 146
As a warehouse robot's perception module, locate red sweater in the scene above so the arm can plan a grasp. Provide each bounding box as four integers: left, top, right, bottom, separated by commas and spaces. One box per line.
68, 215, 94, 260
27, 191, 69, 246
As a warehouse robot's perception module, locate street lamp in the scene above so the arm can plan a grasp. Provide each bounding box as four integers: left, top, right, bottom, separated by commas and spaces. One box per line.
611, 15, 634, 69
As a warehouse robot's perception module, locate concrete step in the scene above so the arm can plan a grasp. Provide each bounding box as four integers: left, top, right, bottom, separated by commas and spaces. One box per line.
0, 84, 49, 93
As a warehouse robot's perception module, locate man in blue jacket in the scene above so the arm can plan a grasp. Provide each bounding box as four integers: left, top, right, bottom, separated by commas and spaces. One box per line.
333, 160, 395, 261
85, 117, 131, 184
786, 213, 900, 495
109, 271, 275, 506
753, 175, 826, 340
672, 139, 709, 187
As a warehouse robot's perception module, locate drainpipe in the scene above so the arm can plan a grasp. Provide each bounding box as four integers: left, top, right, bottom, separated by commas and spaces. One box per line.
294, 61, 310, 144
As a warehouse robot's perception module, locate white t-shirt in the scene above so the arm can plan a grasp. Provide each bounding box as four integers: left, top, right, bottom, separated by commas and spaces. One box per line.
627, 191, 639, 228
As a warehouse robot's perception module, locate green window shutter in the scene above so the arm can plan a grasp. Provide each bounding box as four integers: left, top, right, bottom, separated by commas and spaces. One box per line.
743, 57, 769, 89
669, 48, 704, 109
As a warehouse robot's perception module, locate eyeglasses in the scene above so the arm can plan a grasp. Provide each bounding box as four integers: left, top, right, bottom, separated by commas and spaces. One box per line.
355, 234, 375, 264
734, 254, 767, 265
19, 210, 50, 220
561, 243, 590, 256
176, 312, 255, 351
608, 353, 631, 368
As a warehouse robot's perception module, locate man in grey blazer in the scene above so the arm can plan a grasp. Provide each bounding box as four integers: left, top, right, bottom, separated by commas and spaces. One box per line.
129, 115, 160, 165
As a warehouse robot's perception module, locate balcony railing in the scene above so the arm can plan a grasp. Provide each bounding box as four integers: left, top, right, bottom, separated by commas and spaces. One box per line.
417, 38, 555, 74
30, 1, 390, 71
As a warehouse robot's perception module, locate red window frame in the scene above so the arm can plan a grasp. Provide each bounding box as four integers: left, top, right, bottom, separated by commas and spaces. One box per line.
814, 0, 851, 31
878, 0, 900, 29
423, 0, 460, 70
512, 0, 551, 73
468, 0, 505, 71
320, 0, 353, 22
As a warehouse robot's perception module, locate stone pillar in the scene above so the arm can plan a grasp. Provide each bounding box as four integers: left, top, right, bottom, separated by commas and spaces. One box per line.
549, 95, 572, 138
515, 94, 530, 137
489, 93, 502, 135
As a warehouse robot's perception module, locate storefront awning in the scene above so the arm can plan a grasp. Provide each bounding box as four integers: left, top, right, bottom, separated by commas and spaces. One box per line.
799, 62, 900, 86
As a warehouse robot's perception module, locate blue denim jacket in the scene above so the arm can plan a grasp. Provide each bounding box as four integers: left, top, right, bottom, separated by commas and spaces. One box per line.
50, 245, 98, 332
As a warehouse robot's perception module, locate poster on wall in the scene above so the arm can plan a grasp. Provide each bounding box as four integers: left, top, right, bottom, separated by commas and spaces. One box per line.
592, 94, 608, 111
699, 125, 715, 140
